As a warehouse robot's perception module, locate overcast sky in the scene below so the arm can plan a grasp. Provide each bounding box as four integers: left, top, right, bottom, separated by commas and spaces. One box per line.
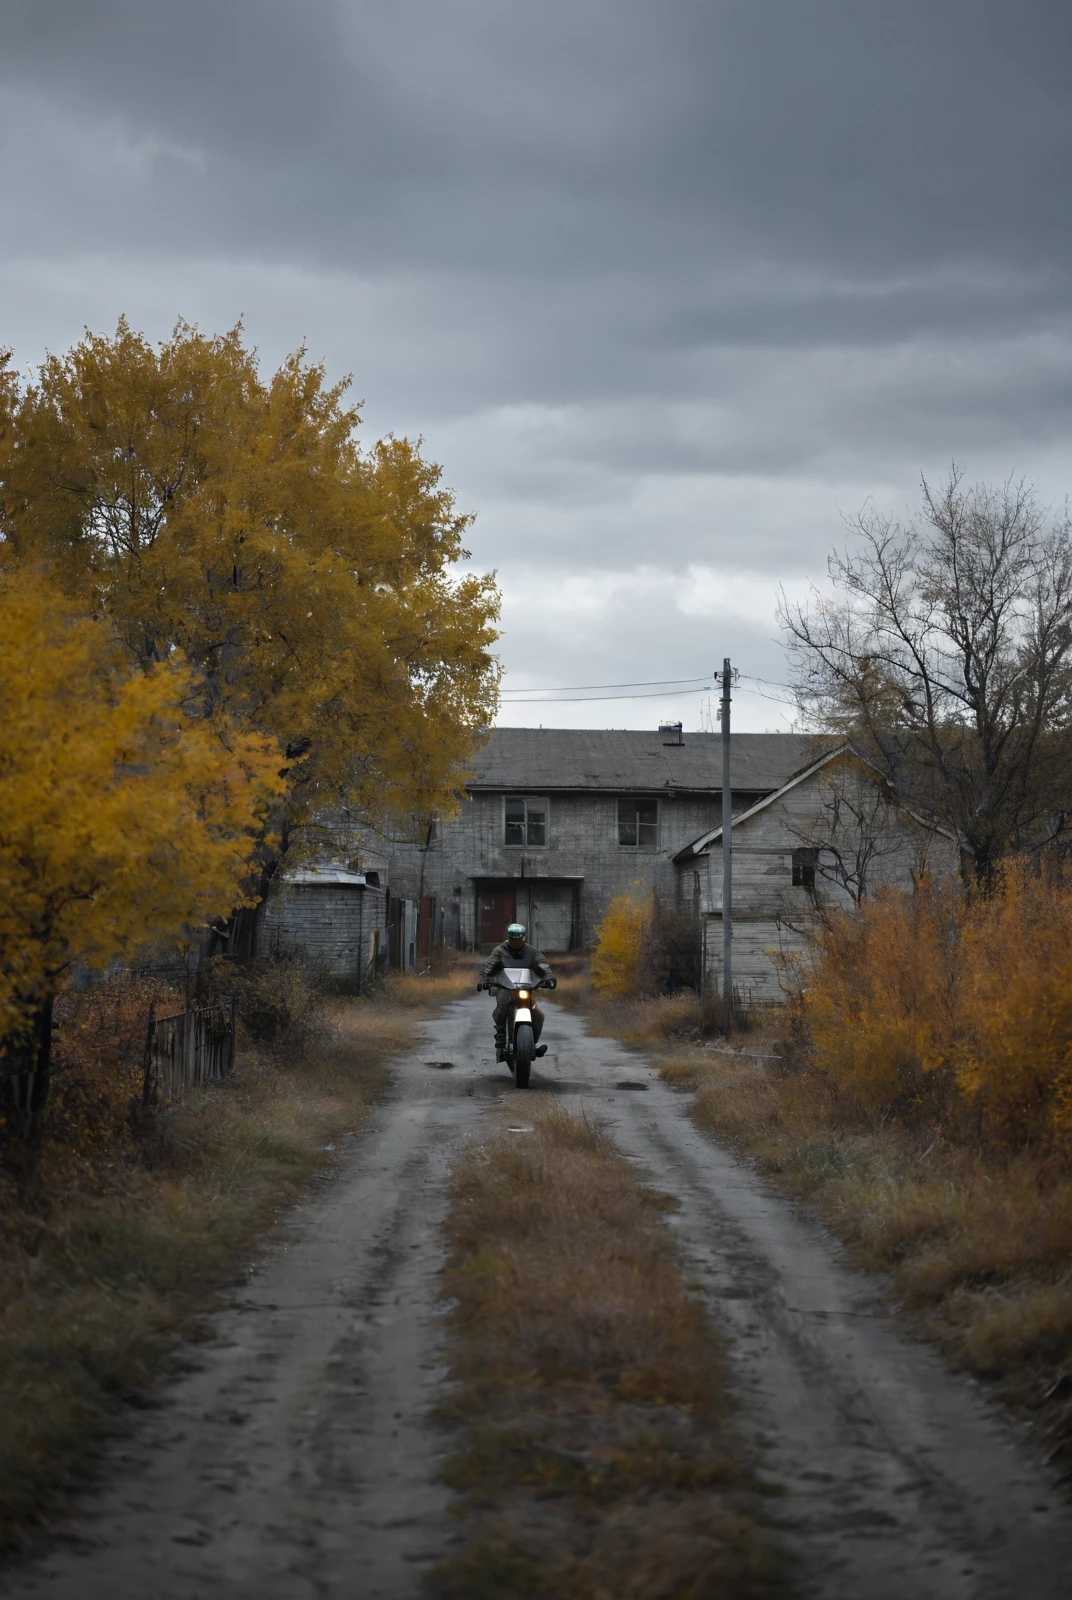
3, 1, 1070, 730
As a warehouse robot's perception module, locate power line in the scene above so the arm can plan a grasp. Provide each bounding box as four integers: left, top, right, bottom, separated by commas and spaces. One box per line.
739, 672, 797, 693
500, 674, 711, 697
735, 683, 799, 709
497, 685, 713, 704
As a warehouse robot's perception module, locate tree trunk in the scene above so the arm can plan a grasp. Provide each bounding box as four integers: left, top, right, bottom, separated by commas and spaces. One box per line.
210, 860, 279, 962
28, 995, 54, 1145
0, 996, 55, 1152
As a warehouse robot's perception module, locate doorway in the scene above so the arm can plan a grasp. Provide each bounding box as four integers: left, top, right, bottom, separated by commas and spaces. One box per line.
479, 886, 516, 946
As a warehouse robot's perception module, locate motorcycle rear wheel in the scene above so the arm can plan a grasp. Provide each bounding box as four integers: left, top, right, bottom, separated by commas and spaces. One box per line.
514, 1023, 533, 1088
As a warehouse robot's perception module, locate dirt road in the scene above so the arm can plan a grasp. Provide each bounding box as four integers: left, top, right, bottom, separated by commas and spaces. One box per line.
10, 996, 1072, 1599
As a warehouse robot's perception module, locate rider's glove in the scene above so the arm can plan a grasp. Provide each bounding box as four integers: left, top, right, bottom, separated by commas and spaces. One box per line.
547, 977, 557, 989
476, 980, 485, 991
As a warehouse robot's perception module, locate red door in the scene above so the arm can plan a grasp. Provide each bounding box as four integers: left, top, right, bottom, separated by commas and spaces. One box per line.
479, 887, 516, 946
417, 896, 436, 958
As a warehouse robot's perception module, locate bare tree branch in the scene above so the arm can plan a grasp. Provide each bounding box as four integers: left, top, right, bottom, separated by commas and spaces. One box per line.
779, 469, 1072, 884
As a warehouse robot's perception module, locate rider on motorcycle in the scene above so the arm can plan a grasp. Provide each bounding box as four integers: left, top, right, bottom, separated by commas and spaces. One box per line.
479, 923, 556, 1062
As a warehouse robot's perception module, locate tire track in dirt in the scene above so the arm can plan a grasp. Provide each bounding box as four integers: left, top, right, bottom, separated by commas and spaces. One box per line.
547, 1005, 1072, 1600
8, 994, 1072, 1599
9, 1001, 497, 1600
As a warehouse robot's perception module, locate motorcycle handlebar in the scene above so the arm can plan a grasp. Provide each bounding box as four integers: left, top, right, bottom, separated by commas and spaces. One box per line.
476, 977, 556, 991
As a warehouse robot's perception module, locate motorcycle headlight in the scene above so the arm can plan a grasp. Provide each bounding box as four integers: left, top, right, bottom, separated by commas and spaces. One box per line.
517, 990, 530, 1001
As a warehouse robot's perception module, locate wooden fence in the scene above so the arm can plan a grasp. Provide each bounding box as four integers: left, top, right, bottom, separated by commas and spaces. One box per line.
145, 999, 237, 1101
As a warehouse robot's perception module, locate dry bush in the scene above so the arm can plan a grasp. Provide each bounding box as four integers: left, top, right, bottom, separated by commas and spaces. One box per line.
204, 954, 327, 1059
591, 895, 703, 1002
434, 1106, 779, 1600
590, 891, 651, 997
801, 863, 1072, 1146
800, 885, 959, 1121
39, 977, 183, 1158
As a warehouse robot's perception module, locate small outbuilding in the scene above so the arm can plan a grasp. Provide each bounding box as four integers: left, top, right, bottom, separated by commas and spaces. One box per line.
674, 745, 962, 1004
261, 862, 389, 990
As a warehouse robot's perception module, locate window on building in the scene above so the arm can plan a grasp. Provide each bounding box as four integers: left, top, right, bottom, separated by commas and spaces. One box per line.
792, 847, 818, 889
504, 796, 548, 847
618, 795, 659, 848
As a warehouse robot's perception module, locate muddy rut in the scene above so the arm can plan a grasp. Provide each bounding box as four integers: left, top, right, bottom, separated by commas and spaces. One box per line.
9, 997, 1072, 1599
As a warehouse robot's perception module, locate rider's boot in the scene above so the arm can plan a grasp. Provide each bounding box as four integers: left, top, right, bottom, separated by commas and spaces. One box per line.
494, 1034, 506, 1063
534, 1044, 548, 1057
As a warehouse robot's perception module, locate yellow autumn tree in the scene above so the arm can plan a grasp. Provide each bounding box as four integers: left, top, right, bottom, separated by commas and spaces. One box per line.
2, 320, 500, 926
0, 567, 285, 1052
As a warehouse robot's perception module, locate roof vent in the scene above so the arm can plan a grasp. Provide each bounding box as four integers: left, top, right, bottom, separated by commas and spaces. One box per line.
659, 720, 684, 746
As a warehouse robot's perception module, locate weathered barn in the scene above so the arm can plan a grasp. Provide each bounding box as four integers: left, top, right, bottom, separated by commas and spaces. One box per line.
381, 726, 818, 952
674, 745, 961, 1003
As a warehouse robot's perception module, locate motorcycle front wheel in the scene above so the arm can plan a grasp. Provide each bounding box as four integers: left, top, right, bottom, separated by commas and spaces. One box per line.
514, 1022, 534, 1088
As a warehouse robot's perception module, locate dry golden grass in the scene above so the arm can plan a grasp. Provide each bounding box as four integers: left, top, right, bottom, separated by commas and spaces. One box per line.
0, 989, 435, 1548
383, 965, 477, 1009
433, 1105, 780, 1600
553, 969, 727, 1048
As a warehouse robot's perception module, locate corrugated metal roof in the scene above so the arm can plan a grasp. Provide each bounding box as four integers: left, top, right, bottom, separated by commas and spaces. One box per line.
465, 728, 821, 793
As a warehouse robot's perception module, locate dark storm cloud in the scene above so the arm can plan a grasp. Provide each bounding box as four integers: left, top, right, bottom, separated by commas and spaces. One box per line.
6, 1, 1072, 284
2, 2, 1071, 726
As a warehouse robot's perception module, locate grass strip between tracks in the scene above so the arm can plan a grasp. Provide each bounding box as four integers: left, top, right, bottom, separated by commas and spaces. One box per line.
433, 1105, 781, 1600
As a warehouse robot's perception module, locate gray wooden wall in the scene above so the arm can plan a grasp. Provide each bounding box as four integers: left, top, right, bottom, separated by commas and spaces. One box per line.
693, 770, 961, 1004
382, 788, 743, 949
262, 882, 388, 989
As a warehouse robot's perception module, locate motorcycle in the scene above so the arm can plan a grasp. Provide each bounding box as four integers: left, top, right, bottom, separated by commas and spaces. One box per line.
481, 968, 554, 1088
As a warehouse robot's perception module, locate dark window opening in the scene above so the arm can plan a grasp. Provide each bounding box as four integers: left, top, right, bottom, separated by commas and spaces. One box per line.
505, 796, 548, 847
792, 847, 818, 889
618, 795, 659, 848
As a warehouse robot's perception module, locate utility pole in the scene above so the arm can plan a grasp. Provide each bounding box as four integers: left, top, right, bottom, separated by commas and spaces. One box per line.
720, 658, 733, 1031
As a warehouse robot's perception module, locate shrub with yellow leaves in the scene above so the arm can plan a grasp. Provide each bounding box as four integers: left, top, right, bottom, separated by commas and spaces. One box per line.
801, 885, 960, 1120
591, 891, 653, 998
800, 864, 1072, 1147
955, 864, 1072, 1144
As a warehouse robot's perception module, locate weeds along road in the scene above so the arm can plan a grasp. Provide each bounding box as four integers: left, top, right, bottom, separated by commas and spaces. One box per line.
10, 996, 1072, 1600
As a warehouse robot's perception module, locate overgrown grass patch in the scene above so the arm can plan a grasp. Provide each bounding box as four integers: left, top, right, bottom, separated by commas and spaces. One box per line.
433, 1105, 781, 1600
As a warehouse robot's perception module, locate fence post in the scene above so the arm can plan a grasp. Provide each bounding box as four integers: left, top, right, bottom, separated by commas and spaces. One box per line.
141, 998, 157, 1107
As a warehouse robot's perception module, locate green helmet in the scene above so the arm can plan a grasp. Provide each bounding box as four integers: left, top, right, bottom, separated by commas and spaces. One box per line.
506, 922, 526, 951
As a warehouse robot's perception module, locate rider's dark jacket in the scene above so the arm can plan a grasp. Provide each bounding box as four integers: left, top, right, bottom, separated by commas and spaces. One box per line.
481, 940, 553, 990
